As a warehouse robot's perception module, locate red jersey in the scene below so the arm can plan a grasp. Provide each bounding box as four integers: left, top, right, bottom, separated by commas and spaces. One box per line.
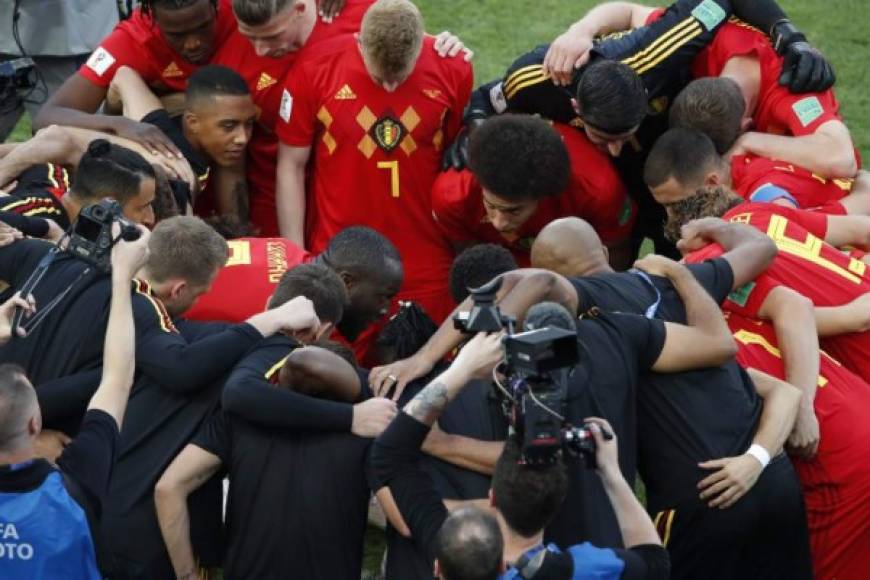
690, 18, 843, 138
431, 123, 634, 267
185, 237, 311, 323
731, 154, 851, 213
78, 0, 237, 91
686, 202, 870, 379
277, 34, 473, 322
726, 312, 870, 580
212, 0, 374, 236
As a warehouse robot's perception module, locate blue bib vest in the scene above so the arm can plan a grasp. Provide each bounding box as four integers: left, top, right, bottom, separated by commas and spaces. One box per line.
0, 463, 100, 579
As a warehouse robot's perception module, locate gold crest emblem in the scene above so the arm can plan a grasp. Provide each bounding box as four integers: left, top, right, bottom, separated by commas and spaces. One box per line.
372, 116, 406, 153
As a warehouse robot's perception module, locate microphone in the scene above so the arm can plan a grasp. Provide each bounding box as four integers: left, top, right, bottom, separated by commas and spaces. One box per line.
524, 302, 577, 333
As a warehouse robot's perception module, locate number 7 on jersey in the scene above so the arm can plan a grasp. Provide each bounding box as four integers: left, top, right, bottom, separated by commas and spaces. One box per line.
377, 160, 401, 198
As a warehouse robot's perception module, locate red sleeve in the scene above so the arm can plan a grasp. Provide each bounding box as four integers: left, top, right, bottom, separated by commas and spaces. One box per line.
275, 63, 320, 148
767, 89, 843, 137
78, 21, 160, 88
645, 7, 667, 25
685, 237, 780, 318
430, 170, 479, 242
766, 205, 829, 240
444, 59, 474, 144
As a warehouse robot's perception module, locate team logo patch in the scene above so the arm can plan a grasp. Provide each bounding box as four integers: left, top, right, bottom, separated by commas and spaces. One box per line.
490, 82, 508, 114
792, 96, 824, 128
86, 47, 116, 77
371, 116, 407, 153
691, 0, 727, 30
334, 84, 357, 100
727, 282, 756, 308
162, 62, 183, 78
257, 72, 277, 91
279, 89, 293, 123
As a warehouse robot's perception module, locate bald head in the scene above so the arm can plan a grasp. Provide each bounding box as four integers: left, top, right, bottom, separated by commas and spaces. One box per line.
531, 218, 609, 277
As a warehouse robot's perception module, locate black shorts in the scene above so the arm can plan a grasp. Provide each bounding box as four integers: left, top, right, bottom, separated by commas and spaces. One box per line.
653, 455, 812, 580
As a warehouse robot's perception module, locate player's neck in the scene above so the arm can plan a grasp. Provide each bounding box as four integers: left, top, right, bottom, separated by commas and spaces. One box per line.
721, 56, 761, 117
182, 123, 206, 157
503, 527, 545, 566
0, 444, 36, 467
60, 194, 81, 223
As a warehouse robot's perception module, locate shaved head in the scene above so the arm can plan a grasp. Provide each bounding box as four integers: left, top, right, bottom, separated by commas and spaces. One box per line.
531, 217, 609, 277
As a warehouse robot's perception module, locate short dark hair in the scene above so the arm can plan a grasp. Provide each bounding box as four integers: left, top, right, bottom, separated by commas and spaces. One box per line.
270, 263, 347, 324
670, 77, 745, 154
644, 128, 720, 190
449, 244, 518, 303
323, 226, 403, 280
491, 436, 568, 537
435, 506, 504, 580
186, 65, 250, 108
468, 115, 570, 203
232, 0, 292, 25
151, 165, 182, 223
73, 139, 156, 206
141, 0, 217, 18
146, 216, 229, 287
375, 301, 438, 363
0, 364, 35, 452
578, 59, 647, 134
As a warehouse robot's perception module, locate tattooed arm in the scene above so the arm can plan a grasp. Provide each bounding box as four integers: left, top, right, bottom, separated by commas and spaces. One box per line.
370, 332, 504, 559
404, 333, 504, 426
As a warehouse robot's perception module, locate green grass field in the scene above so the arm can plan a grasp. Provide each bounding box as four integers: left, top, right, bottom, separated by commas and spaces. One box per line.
7, 0, 870, 154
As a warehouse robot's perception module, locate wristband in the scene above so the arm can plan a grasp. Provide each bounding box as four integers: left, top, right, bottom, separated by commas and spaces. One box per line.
745, 444, 771, 469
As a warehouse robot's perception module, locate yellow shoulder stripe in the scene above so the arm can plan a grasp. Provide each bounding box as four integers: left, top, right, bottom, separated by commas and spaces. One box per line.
621, 16, 701, 73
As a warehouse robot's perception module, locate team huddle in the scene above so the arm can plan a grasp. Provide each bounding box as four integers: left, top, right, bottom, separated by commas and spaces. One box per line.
0, 0, 868, 578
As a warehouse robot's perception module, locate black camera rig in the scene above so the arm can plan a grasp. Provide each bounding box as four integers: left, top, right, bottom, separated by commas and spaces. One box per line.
453, 278, 611, 468
10, 200, 141, 338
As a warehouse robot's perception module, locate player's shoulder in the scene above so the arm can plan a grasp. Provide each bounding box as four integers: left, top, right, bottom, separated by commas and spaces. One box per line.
418, 36, 473, 78
297, 33, 359, 68
431, 170, 481, 214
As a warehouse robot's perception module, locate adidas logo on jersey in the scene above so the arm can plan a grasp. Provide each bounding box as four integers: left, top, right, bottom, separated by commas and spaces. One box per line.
162, 62, 183, 78
334, 84, 357, 100
257, 72, 277, 91
423, 89, 442, 100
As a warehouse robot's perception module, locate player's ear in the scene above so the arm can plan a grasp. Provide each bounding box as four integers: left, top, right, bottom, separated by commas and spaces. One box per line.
433, 560, 442, 579
184, 110, 199, 133
338, 270, 357, 290
170, 279, 188, 301
488, 487, 496, 508
571, 97, 582, 117
740, 117, 753, 132
315, 321, 334, 341
294, 0, 307, 15
704, 171, 722, 187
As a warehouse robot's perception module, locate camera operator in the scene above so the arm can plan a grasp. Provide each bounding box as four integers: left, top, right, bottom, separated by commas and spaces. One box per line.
0, 223, 149, 578
371, 332, 670, 579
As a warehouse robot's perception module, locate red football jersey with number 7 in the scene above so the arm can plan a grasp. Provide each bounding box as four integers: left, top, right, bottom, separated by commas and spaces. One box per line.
276, 34, 473, 322
686, 202, 870, 380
